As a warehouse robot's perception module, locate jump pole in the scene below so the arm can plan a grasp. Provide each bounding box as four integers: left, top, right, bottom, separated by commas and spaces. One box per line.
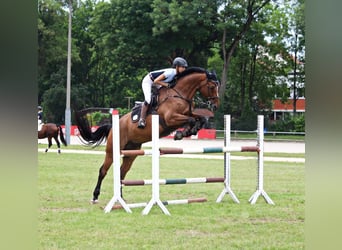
121, 177, 224, 186
142, 114, 171, 215
103, 109, 132, 213
158, 146, 259, 154
248, 115, 274, 205
111, 197, 207, 210
216, 114, 240, 203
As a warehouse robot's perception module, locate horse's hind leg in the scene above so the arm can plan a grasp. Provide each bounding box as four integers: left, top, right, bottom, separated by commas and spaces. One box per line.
120, 155, 138, 199
92, 165, 105, 203
54, 137, 61, 154
119, 142, 142, 198
121, 156, 138, 180
45, 138, 52, 153
92, 154, 113, 203
92, 156, 137, 203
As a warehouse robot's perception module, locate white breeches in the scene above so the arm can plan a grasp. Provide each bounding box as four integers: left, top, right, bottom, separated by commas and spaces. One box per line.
142, 75, 153, 104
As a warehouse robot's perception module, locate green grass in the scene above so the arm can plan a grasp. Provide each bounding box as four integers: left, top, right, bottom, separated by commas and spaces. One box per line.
38, 152, 304, 249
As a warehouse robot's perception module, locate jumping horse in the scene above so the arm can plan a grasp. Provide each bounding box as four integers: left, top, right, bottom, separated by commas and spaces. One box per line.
75, 67, 220, 203
38, 123, 67, 154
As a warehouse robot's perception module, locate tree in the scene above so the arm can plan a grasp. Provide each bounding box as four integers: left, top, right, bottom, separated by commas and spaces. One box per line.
287, 0, 305, 114
38, 0, 305, 129
38, 0, 80, 123
210, 0, 300, 128
150, 0, 220, 65
38, 0, 69, 104
217, 0, 272, 106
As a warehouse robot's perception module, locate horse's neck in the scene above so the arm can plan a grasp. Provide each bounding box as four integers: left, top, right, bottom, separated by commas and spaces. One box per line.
174, 73, 205, 99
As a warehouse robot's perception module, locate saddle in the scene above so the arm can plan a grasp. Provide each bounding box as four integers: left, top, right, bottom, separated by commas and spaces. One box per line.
131, 86, 159, 123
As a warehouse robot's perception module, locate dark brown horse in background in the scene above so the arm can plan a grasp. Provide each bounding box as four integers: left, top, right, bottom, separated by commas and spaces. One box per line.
75, 67, 220, 203
38, 123, 67, 154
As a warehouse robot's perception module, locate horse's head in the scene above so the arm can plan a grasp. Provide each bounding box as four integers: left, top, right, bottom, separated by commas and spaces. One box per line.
171, 67, 220, 112
198, 70, 220, 111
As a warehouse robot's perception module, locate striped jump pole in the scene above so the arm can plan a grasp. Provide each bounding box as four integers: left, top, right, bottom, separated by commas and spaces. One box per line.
160, 146, 259, 154
121, 177, 224, 186
111, 197, 207, 210
120, 149, 153, 156
122, 146, 259, 156
248, 115, 274, 205
103, 109, 132, 214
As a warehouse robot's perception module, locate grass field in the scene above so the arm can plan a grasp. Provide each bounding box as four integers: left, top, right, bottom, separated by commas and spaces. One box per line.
38, 151, 304, 249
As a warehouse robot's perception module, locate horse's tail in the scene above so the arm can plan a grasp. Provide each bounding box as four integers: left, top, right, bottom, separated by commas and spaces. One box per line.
58, 125, 67, 146
75, 110, 112, 147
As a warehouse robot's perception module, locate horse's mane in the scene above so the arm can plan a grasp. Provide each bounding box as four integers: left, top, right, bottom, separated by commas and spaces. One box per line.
176, 67, 207, 80
176, 66, 220, 86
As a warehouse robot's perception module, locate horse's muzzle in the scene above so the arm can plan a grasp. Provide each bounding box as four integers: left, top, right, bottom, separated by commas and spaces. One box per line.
212, 104, 218, 111
207, 100, 219, 111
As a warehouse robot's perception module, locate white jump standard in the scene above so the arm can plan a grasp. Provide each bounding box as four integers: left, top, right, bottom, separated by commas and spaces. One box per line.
248, 115, 274, 205
216, 115, 274, 205
142, 115, 171, 215
103, 109, 132, 213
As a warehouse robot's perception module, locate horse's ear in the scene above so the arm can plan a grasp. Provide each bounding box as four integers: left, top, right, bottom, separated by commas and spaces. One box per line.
206, 70, 215, 79
210, 70, 217, 79
207, 70, 220, 86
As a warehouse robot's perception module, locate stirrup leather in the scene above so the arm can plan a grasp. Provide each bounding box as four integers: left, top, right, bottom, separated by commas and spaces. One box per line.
137, 118, 146, 128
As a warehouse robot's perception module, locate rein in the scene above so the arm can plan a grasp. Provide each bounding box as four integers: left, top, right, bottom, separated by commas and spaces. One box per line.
157, 88, 193, 114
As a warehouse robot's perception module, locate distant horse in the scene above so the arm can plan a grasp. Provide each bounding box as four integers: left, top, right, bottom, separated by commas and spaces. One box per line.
38, 123, 67, 154
75, 67, 220, 203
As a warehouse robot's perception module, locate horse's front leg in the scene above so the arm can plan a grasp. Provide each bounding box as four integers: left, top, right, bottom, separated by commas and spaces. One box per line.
174, 116, 208, 140
189, 116, 208, 135
174, 117, 196, 140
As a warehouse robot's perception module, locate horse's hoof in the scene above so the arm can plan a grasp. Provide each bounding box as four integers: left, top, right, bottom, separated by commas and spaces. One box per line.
58, 150, 61, 154
174, 131, 183, 140
190, 129, 198, 136
90, 199, 98, 204
45, 149, 48, 153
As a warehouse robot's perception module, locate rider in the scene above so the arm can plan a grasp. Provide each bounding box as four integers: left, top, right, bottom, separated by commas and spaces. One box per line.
38, 106, 43, 130
137, 57, 188, 129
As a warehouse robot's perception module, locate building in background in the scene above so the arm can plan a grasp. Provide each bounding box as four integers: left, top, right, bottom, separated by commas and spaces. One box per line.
270, 97, 305, 121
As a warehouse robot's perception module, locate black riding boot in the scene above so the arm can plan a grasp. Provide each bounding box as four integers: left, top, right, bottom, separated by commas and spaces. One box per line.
138, 102, 149, 129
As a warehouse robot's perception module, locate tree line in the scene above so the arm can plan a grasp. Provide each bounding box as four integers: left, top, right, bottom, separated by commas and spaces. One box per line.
38, 0, 305, 130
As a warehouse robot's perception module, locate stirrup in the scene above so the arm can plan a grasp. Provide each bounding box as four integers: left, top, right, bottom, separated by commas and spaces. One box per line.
137, 118, 146, 128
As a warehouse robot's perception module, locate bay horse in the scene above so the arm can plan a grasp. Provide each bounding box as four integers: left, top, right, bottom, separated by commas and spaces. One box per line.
38, 123, 67, 154
75, 67, 220, 203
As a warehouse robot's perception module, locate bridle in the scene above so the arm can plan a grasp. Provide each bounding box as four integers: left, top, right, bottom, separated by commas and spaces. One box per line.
197, 74, 220, 109
157, 72, 220, 112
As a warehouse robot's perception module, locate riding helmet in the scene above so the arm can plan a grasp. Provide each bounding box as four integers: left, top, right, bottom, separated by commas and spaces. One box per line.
172, 57, 188, 68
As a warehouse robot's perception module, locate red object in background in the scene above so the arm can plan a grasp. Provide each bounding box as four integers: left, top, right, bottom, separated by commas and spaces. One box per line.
164, 128, 216, 139
61, 125, 99, 136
